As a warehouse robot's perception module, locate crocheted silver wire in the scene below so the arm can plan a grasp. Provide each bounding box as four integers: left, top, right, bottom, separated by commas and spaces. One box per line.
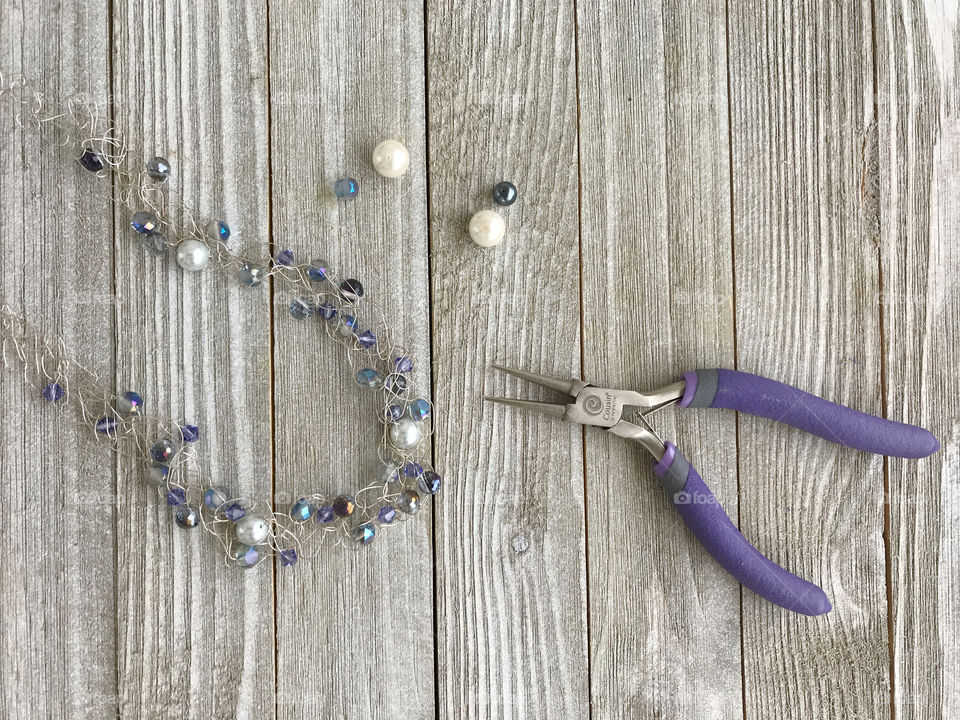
0, 76, 437, 566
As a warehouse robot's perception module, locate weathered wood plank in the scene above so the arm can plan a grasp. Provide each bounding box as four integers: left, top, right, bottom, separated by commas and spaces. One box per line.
268, 1, 434, 718
728, 1, 890, 717
577, 1, 741, 717
0, 2, 118, 718
110, 1, 275, 717
426, 0, 589, 717
875, 1, 960, 717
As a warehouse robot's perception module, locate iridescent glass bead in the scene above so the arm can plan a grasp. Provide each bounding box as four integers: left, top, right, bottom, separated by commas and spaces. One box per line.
116, 390, 144, 415
307, 258, 331, 283
213, 220, 231, 241
396, 489, 421, 515
332, 495, 355, 518
334, 177, 359, 199
223, 503, 246, 522
418, 471, 442, 495
234, 545, 259, 569
290, 498, 314, 523
175, 504, 200, 528
404, 461, 424, 478
204, 486, 231, 511
408, 399, 431, 421
289, 297, 314, 320
356, 368, 383, 389
337, 315, 358, 337
150, 438, 176, 463
351, 523, 376, 545
141, 232, 168, 254
385, 373, 409, 396
357, 329, 376, 349
131, 211, 159, 235
146, 156, 171, 181
238, 262, 264, 287
384, 405, 404, 423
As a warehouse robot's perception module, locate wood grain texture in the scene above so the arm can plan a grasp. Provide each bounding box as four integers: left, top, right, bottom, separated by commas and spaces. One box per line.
577, 1, 741, 718
268, 1, 434, 718
728, 1, 890, 717
110, 1, 275, 717
875, 1, 960, 717
0, 2, 118, 719
426, 0, 589, 717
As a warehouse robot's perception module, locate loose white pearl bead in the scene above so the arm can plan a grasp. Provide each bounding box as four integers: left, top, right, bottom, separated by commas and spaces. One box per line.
468, 209, 506, 248
371, 139, 410, 178
234, 515, 270, 545
176, 239, 210, 272
389, 418, 422, 450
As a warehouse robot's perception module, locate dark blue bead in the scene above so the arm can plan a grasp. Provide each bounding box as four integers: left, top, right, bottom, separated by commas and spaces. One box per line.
224, 503, 246, 522
166, 487, 187, 506
357, 330, 376, 349
131, 211, 159, 234
41, 383, 64, 402
215, 221, 231, 241
180, 424, 200, 442
79, 147, 104, 172
275, 249, 294, 266
418, 471, 442, 495
492, 180, 518, 206
279, 548, 299, 567
393, 356, 414, 373
377, 505, 397, 524
146, 156, 171, 181
339, 279, 363, 303
315, 505, 336, 524
317, 301, 338, 321
408, 399, 431, 421
307, 259, 330, 282
150, 438, 176, 462
95, 416, 117, 435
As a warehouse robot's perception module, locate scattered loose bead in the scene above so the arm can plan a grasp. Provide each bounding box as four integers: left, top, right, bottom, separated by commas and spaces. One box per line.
332, 495, 355, 518
79, 147, 104, 173
146, 462, 169, 485
95, 416, 118, 435
166, 487, 187, 506
116, 390, 143, 415
131, 211, 159, 235
180, 424, 200, 443
317, 301, 338, 321
356, 368, 383, 389
357, 329, 377, 349
377, 505, 397, 524
492, 180, 518, 206
150, 438, 176, 463
223, 503, 246, 522
376, 460, 400, 484
389, 418, 422, 450
396, 489, 421, 515
307, 258, 330, 282
41, 383, 64, 403
418, 471, 442, 496
235, 515, 270, 545
203, 486, 231, 511
408, 399, 431, 421
339, 278, 363, 303
334, 177, 359, 199
175, 504, 200, 528
468, 209, 506, 248
371, 139, 410, 178
234, 545, 259, 569
289, 297, 314, 320
394, 356, 414, 374
238, 262, 264, 287
176, 239, 210, 272
290, 498, 314, 523
315, 505, 336, 524
275, 248, 294, 266
279, 548, 299, 567
146, 156, 171, 181
351, 523, 376, 545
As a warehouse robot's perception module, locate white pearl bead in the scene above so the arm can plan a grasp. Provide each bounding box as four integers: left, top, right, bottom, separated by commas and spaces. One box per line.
468, 209, 506, 248
371, 139, 410, 178
389, 418, 422, 450
176, 239, 210, 272
234, 515, 270, 545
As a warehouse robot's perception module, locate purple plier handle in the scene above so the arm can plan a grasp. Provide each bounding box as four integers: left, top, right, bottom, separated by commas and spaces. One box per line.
654, 442, 832, 615
680, 369, 939, 458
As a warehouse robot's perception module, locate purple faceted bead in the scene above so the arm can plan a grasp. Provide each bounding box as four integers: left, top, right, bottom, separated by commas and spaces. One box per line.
315, 505, 336, 524
78, 147, 104, 172
42, 383, 64, 402
180, 424, 200, 443
317, 301, 338, 321
357, 330, 376, 349
279, 548, 298, 567
418, 471, 442, 495
166, 487, 187, 506
223, 503, 246, 522
95, 416, 118, 435
394, 356, 414, 373
377, 505, 397, 525
384, 404, 404, 422
403, 461, 424, 478
275, 249, 294, 266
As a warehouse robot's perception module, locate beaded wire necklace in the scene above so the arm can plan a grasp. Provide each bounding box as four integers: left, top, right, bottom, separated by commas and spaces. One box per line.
0, 77, 442, 569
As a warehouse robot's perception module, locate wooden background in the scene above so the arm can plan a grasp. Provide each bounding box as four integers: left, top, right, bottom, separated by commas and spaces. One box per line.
0, 0, 956, 717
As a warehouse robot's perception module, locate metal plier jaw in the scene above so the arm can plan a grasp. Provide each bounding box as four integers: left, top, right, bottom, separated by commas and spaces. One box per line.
486, 365, 684, 460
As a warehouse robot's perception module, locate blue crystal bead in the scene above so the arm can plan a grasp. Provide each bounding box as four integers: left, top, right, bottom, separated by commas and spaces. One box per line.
175, 504, 200, 528
339, 279, 363, 303
214, 220, 231, 241
289, 297, 314, 319
146, 156, 171, 181
317, 301, 338, 321
166, 486, 187, 506
384, 404, 404, 422
131, 211, 159, 234
79, 147, 104, 172
180, 424, 200, 442
356, 368, 383, 389
315, 505, 336, 524
334, 177, 359, 199
203, 486, 231, 511
238, 262, 264, 287
234, 545, 259, 569
116, 390, 144, 415
385, 373, 409, 396
394, 356, 414, 373
95, 416, 118, 435
408, 398, 431, 421
404, 461, 424, 478
150, 438, 176, 462
418, 471, 442, 495
41, 383, 64, 402
397, 489, 421, 515
351, 523, 376, 545
146, 462, 169, 485
307, 259, 330, 282
333, 496, 355, 518
337, 314, 358, 337
377, 505, 397, 524
223, 503, 246, 522
275, 248, 294, 266
357, 329, 376, 349
492, 180, 518, 206
279, 548, 299, 567
290, 498, 314, 523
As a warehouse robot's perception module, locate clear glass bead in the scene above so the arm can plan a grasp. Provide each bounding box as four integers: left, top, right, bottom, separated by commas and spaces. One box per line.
146, 156, 171, 181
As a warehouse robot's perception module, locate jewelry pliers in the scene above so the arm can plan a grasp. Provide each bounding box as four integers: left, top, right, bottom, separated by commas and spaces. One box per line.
487, 365, 939, 616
